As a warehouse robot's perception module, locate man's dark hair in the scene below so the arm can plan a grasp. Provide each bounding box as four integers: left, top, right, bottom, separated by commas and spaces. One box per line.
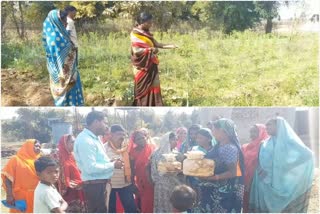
86, 111, 105, 126
34, 156, 58, 173
64, 6, 77, 13
169, 132, 176, 140
59, 10, 68, 21
137, 12, 153, 25
170, 185, 196, 212
110, 124, 126, 133
189, 124, 201, 132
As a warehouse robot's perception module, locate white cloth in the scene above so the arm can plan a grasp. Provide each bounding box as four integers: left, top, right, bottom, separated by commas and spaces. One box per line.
66, 17, 78, 47
104, 143, 131, 188
33, 182, 65, 213
105, 182, 112, 212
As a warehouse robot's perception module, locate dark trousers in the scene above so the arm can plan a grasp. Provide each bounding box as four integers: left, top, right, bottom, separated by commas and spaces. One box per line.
83, 183, 107, 213
109, 185, 138, 213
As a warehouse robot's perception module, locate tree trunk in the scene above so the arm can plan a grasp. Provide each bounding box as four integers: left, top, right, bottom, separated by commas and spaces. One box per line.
10, 2, 21, 38
18, 1, 26, 40
1, 8, 8, 37
265, 18, 273, 34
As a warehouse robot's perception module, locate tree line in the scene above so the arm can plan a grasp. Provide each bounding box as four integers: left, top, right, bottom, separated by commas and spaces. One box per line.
1, 108, 202, 143
2, 1, 292, 40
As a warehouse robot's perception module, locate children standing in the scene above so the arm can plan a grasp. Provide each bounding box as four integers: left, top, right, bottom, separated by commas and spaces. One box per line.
33, 156, 68, 213
64, 6, 78, 48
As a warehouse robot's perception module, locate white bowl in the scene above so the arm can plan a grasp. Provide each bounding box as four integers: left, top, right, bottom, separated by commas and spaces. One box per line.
40, 148, 52, 155
185, 151, 205, 160
162, 153, 177, 162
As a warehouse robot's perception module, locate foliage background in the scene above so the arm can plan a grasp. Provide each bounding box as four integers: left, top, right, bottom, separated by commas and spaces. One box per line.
1, 1, 318, 106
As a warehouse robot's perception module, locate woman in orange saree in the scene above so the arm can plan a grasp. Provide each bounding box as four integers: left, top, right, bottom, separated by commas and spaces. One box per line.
1, 139, 41, 213
130, 12, 178, 106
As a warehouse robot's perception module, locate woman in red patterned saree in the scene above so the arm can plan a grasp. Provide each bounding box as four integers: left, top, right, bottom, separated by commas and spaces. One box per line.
57, 134, 87, 212
129, 130, 156, 212
130, 12, 178, 106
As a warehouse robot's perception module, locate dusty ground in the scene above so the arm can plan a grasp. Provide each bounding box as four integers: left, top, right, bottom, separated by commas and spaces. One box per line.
1, 69, 54, 106
0, 143, 319, 213
309, 168, 319, 213
1, 69, 118, 106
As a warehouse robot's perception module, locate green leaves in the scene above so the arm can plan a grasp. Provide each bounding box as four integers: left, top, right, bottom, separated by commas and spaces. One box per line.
3, 1, 297, 35
191, 1, 260, 34
2, 108, 71, 143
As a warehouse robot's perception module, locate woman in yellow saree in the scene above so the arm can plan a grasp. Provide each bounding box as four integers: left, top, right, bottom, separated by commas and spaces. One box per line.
1, 139, 41, 213
130, 12, 178, 106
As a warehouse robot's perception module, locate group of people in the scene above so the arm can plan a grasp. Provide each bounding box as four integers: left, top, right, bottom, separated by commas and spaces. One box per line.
43, 6, 176, 107
2, 111, 315, 213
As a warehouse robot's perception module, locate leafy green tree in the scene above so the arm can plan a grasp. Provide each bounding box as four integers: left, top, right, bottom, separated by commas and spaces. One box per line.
177, 112, 192, 128
65, 1, 110, 20
254, 1, 280, 33
105, 1, 191, 31
3, 1, 29, 39
1, 108, 71, 143
162, 110, 177, 133
25, 1, 111, 27
140, 108, 163, 133
25, 1, 55, 27
192, 1, 259, 34
124, 109, 140, 133
191, 109, 200, 125
1, 2, 11, 37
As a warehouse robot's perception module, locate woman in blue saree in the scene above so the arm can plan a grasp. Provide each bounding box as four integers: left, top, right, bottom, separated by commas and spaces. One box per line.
192, 120, 245, 213
42, 9, 84, 106
249, 117, 314, 213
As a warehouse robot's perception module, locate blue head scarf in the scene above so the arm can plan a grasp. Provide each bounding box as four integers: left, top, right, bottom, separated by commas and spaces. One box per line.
42, 10, 83, 106
43, 9, 73, 83
193, 128, 217, 153
249, 117, 314, 212
213, 118, 245, 177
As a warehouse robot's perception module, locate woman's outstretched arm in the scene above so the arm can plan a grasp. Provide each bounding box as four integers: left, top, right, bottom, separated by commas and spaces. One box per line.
154, 39, 178, 49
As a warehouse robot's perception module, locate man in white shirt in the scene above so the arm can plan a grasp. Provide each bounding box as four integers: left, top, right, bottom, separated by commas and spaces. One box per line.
104, 124, 138, 213
64, 6, 78, 48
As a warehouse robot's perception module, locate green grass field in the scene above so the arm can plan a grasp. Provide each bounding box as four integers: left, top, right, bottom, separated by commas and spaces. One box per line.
2, 30, 318, 106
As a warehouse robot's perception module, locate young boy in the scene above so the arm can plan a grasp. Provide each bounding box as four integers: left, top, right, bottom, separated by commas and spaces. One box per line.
170, 185, 197, 213
33, 156, 68, 213
64, 6, 78, 48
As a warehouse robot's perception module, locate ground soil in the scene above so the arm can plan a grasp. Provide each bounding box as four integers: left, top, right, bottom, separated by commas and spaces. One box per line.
1, 69, 119, 106
1, 69, 53, 106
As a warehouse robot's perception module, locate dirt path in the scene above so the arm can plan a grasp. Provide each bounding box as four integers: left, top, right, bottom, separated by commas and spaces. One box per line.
1, 69, 119, 106
1, 69, 54, 106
